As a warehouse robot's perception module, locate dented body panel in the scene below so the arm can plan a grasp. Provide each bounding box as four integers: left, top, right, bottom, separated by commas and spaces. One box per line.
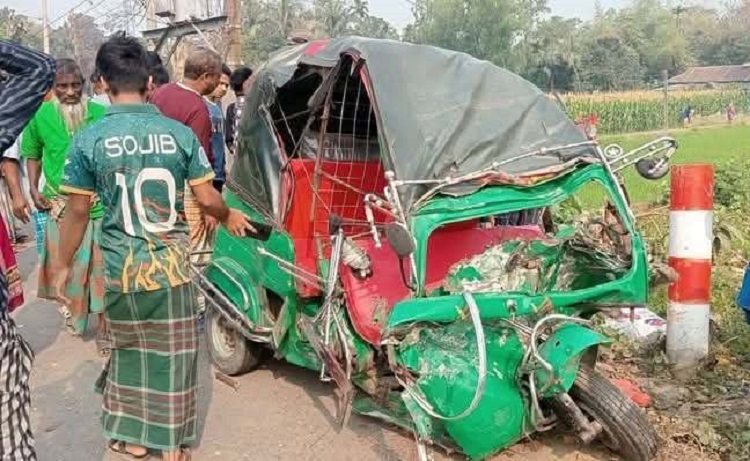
200, 37, 664, 461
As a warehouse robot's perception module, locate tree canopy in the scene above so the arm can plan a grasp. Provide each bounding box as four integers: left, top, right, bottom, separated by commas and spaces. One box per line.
4, 0, 750, 93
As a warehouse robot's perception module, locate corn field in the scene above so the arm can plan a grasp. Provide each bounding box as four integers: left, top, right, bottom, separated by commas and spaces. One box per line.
559, 89, 748, 134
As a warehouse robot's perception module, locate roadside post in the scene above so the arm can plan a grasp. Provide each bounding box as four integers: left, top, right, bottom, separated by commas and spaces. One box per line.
666, 164, 714, 372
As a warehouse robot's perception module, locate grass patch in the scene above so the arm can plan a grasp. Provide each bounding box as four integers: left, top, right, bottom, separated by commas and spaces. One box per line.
599, 123, 750, 205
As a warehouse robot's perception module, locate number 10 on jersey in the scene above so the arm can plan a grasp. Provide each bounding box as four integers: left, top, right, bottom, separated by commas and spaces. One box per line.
115, 168, 177, 236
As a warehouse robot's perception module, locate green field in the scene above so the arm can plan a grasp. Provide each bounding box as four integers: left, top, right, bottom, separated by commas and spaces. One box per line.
598, 123, 750, 204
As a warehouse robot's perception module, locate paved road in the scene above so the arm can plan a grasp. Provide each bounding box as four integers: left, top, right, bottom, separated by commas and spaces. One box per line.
11, 243, 611, 461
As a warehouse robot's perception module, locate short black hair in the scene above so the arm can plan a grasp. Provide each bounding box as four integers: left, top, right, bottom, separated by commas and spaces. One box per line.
95, 32, 149, 95
222, 64, 232, 77
89, 69, 100, 83
151, 65, 170, 86
146, 51, 163, 69
230, 66, 253, 93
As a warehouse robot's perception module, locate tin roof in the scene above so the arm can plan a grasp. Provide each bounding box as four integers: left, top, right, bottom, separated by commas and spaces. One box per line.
669, 65, 750, 84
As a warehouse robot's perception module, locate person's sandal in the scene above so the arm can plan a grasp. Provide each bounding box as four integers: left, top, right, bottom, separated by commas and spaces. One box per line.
96, 326, 112, 358
108, 440, 149, 459
56, 305, 81, 337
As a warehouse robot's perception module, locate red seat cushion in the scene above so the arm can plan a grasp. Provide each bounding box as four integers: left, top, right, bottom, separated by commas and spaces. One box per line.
284, 159, 389, 297
339, 224, 546, 345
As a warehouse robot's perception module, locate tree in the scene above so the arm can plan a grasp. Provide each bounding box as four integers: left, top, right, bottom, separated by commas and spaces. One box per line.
522, 16, 581, 92
313, 0, 352, 38
241, 0, 306, 66
579, 36, 645, 91
240, 0, 399, 66
405, 0, 547, 69
65, 13, 105, 79
698, 1, 750, 65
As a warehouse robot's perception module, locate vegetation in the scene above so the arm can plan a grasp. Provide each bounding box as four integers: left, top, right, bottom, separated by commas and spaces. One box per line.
562, 89, 746, 134
599, 124, 750, 204
3, 0, 750, 103
241, 0, 750, 94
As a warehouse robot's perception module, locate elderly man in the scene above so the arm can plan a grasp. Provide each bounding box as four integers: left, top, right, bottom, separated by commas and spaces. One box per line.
0, 38, 55, 461
21, 59, 107, 349
150, 49, 222, 319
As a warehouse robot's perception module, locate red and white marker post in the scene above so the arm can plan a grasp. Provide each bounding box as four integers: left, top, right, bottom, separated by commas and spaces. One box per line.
667, 164, 714, 370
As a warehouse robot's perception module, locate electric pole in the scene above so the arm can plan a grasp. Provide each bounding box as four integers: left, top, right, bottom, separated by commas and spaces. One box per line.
69, 13, 82, 62
146, 0, 156, 30
41, 0, 50, 53
225, 0, 242, 67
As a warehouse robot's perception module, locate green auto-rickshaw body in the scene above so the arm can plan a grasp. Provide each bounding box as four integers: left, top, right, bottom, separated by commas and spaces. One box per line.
200, 36, 655, 460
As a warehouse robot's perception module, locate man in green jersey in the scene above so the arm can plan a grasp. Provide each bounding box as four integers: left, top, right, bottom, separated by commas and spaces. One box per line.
21, 58, 107, 345
56, 34, 253, 461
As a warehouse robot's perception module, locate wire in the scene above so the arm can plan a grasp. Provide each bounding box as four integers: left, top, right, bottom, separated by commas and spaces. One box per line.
32, 0, 111, 38
40, 0, 91, 31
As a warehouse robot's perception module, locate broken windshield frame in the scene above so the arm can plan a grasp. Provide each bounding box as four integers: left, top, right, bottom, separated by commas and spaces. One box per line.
387, 140, 601, 213
410, 163, 642, 299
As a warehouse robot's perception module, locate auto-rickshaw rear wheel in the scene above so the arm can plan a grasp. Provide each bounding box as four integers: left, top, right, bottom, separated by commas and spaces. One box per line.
205, 306, 266, 376
551, 367, 658, 461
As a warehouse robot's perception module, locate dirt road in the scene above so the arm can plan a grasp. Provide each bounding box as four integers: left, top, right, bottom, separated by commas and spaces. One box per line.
11, 244, 613, 461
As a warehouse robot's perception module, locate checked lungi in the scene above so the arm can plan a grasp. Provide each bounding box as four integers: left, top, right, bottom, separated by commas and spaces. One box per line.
184, 186, 214, 315
37, 208, 105, 336
95, 282, 199, 450
0, 308, 35, 460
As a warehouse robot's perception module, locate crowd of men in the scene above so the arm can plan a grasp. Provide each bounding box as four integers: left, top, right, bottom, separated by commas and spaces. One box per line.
0, 33, 257, 461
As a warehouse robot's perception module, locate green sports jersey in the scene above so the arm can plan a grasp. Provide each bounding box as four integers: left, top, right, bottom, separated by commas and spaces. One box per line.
21, 100, 106, 218
61, 104, 214, 293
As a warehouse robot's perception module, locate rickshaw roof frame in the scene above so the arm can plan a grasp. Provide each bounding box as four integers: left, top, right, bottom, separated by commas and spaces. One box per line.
228, 36, 600, 218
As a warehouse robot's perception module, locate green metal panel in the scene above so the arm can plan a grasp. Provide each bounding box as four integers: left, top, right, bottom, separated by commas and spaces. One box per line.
534, 324, 611, 398
212, 191, 296, 298
397, 321, 528, 459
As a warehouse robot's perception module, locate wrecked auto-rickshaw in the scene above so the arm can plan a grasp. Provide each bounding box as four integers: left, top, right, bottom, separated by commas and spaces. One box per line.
195, 37, 677, 461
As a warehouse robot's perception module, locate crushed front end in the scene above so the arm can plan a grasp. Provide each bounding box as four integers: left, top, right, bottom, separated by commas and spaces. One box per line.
377, 162, 649, 459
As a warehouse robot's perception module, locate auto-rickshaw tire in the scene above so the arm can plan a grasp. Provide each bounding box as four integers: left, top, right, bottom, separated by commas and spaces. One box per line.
553, 367, 658, 461
205, 306, 266, 376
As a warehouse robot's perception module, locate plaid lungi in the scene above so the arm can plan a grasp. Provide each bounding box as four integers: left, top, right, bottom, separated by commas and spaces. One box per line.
37, 214, 105, 335
95, 283, 199, 450
0, 309, 35, 461
184, 186, 215, 314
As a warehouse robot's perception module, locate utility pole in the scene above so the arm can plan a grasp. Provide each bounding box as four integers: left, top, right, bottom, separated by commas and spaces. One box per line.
69, 13, 83, 70
225, 0, 242, 67
146, 0, 156, 30
663, 70, 670, 129
41, 0, 50, 53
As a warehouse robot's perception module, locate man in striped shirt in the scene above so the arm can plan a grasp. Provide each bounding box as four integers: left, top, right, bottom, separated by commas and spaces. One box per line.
0, 39, 56, 461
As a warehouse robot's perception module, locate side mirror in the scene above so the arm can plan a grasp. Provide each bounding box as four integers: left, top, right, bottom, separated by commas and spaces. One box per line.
385, 223, 415, 258
635, 158, 670, 180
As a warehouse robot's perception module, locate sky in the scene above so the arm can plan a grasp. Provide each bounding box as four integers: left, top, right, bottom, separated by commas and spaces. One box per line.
3, 0, 719, 31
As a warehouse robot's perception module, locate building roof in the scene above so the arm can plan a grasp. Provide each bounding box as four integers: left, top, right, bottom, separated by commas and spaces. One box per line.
669, 65, 750, 84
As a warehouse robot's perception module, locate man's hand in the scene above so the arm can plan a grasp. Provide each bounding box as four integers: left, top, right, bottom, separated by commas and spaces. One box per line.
53, 264, 71, 306
223, 209, 256, 237
205, 214, 219, 233
11, 195, 30, 223
30, 189, 51, 211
